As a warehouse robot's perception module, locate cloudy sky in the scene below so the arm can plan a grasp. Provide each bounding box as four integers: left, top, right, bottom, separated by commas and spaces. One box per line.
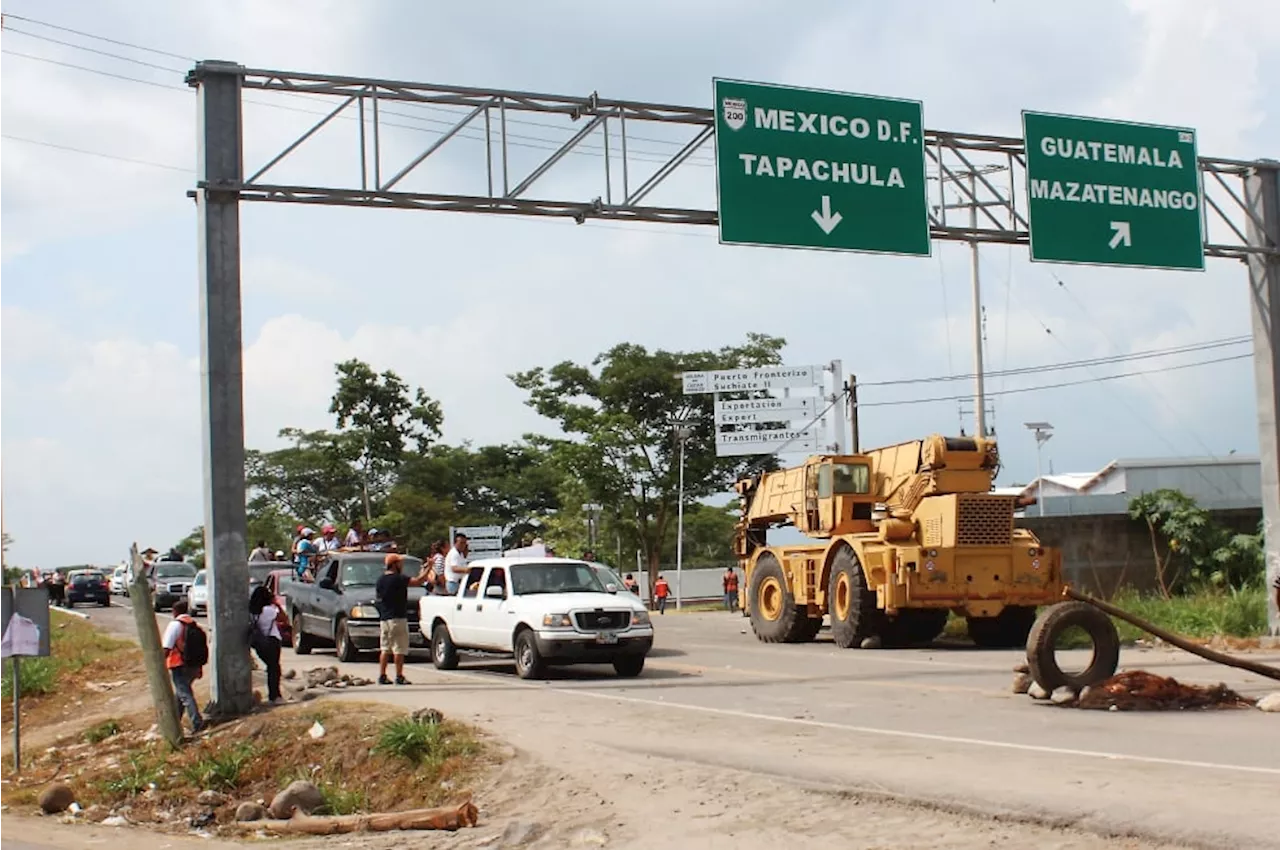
3, 0, 1278, 567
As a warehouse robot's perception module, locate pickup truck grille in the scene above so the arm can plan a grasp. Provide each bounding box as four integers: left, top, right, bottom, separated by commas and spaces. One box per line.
166, 582, 190, 594
574, 610, 631, 631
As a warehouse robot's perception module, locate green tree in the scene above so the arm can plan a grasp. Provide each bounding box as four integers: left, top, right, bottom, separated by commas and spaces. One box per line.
1128, 489, 1264, 595
330, 359, 443, 522
174, 526, 206, 569
661, 502, 739, 567
246, 428, 365, 525
511, 334, 786, 590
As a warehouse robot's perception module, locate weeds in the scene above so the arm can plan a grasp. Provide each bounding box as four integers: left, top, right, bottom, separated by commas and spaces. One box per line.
317, 784, 368, 815
84, 719, 122, 744
376, 717, 443, 765
1, 657, 59, 697
102, 753, 161, 797
1110, 586, 1267, 640
181, 743, 257, 792
1, 611, 134, 701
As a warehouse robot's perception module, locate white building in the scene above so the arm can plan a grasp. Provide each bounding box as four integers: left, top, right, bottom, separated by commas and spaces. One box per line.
1016, 456, 1261, 516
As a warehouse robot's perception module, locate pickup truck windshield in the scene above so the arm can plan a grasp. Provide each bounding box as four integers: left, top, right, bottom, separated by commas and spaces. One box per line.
510, 562, 606, 595
340, 557, 424, 587
155, 564, 196, 579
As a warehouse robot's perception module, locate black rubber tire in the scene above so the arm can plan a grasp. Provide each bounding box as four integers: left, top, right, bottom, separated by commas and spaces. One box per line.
1026, 601, 1121, 691
99, 600, 110, 607
967, 605, 1038, 648
292, 613, 314, 655
827, 546, 882, 649
748, 555, 811, 643
432, 623, 459, 670
613, 656, 645, 678
513, 630, 546, 680
334, 618, 360, 663
882, 609, 949, 648
794, 614, 824, 643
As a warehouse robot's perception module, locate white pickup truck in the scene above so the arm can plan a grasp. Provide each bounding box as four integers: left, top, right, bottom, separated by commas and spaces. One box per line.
419, 557, 654, 679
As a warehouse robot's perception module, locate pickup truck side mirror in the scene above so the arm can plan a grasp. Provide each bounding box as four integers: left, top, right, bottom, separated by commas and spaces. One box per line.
484, 585, 505, 599
605, 583, 618, 594
318, 578, 335, 591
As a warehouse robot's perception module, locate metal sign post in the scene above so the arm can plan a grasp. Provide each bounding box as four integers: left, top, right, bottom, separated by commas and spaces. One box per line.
2, 586, 52, 773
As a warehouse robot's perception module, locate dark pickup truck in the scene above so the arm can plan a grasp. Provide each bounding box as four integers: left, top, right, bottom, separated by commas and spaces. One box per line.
279, 552, 428, 662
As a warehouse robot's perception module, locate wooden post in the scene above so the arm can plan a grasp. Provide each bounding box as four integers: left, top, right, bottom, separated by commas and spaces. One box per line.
128, 543, 183, 746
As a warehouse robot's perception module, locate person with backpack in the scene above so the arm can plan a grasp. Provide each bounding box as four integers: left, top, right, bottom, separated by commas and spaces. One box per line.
161, 600, 207, 733
249, 585, 284, 705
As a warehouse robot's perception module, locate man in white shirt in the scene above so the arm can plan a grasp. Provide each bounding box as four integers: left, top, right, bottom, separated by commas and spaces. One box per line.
344, 519, 365, 549
444, 533, 470, 594
316, 524, 340, 553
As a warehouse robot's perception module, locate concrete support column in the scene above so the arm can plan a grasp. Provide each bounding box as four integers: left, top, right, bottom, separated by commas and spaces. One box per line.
192, 60, 253, 713
1243, 160, 1280, 636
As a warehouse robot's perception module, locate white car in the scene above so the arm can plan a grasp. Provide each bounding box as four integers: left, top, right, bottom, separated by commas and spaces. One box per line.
419, 557, 654, 679
109, 565, 129, 596
187, 570, 209, 616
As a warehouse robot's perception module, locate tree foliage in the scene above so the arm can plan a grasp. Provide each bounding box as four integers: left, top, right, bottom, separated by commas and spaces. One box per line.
510, 333, 786, 586
1128, 489, 1264, 595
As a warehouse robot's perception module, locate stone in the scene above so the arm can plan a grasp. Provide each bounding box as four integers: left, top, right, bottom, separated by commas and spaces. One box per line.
1050, 686, 1078, 706
101, 815, 128, 827
500, 820, 545, 847
39, 782, 75, 814
1012, 662, 1030, 674
1257, 692, 1280, 713
196, 790, 229, 807
412, 707, 444, 725
283, 669, 297, 680
268, 780, 324, 819
1011, 673, 1032, 694
304, 666, 340, 688
235, 801, 268, 822
571, 827, 608, 846
189, 809, 217, 830
1027, 682, 1050, 700
859, 635, 882, 649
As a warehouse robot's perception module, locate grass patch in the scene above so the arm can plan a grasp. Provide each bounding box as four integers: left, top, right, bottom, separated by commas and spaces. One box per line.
1, 610, 138, 709
181, 742, 257, 792
101, 751, 163, 797
84, 719, 123, 744
317, 783, 368, 815
1109, 586, 1268, 640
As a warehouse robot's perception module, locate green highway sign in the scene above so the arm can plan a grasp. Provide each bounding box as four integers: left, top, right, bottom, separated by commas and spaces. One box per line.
713, 78, 930, 256
1022, 111, 1205, 270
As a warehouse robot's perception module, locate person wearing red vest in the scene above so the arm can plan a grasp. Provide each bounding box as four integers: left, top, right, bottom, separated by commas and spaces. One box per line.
654, 575, 670, 615
161, 600, 205, 733
723, 567, 739, 612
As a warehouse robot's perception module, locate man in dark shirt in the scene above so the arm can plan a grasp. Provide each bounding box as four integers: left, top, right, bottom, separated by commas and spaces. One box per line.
375, 553, 430, 685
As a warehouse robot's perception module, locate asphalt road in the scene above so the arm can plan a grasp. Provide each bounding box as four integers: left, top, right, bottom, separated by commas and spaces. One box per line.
75, 596, 1280, 848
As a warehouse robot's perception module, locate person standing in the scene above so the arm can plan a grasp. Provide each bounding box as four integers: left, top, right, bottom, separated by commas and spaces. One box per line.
722, 566, 739, 612
293, 529, 317, 578
623, 573, 638, 595
316, 524, 340, 553
249, 540, 273, 562
375, 554, 431, 685
344, 519, 365, 549
161, 600, 206, 733
249, 585, 284, 705
445, 533, 470, 594
427, 539, 448, 595
654, 574, 670, 615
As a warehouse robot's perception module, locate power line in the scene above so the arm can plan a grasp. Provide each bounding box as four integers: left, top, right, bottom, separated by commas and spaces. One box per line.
0, 48, 184, 91
861, 335, 1251, 387
859, 352, 1251, 408
0, 12, 195, 62
1, 133, 191, 172
2, 25, 186, 72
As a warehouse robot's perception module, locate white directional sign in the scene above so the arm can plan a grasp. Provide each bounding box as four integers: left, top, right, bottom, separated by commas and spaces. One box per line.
451, 524, 503, 557
682, 365, 820, 394
714, 396, 815, 424
715, 428, 818, 457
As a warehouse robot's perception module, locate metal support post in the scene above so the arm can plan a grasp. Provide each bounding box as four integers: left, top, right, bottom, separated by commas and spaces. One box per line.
193, 60, 253, 717
1243, 160, 1280, 636
968, 173, 987, 438
847, 376, 860, 452
829, 360, 846, 453
676, 435, 686, 611
12, 656, 20, 773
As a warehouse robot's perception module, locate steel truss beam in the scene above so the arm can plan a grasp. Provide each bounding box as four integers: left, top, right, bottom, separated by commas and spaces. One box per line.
187, 64, 1277, 261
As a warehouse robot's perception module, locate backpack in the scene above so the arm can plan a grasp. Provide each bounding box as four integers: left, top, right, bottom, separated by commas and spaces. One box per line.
181, 619, 209, 667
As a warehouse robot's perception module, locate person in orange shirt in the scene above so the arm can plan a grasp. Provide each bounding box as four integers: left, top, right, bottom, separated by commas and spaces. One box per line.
722, 567, 739, 612
161, 600, 207, 733
653, 574, 671, 615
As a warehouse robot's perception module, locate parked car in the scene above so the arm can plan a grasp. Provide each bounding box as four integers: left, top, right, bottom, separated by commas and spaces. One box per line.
66, 572, 110, 607
187, 570, 208, 616
281, 552, 428, 662
151, 561, 198, 611
109, 565, 129, 596
420, 557, 653, 679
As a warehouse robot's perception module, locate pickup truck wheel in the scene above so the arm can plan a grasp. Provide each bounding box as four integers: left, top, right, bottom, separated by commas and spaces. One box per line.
513, 630, 546, 680
334, 618, 360, 663
432, 624, 459, 670
613, 656, 645, 678
292, 613, 314, 655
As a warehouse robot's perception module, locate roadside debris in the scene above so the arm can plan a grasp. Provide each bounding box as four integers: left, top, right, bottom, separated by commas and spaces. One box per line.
234, 799, 480, 834
38, 782, 75, 814
1015, 670, 1257, 711
307, 721, 326, 740
1257, 692, 1280, 713
268, 779, 324, 819
302, 666, 373, 689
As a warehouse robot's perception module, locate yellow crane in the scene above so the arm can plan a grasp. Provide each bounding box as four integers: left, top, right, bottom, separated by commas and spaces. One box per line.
733, 434, 1063, 648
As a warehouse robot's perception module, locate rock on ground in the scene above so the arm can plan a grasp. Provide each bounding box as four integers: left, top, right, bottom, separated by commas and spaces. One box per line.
38, 782, 75, 814
1011, 673, 1032, 694
1257, 692, 1280, 713
412, 707, 444, 725
304, 666, 340, 688
1012, 662, 1030, 674
1050, 686, 1078, 706
196, 790, 229, 807
235, 801, 268, 822
268, 780, 324, 819
1027, 682, 1049, 700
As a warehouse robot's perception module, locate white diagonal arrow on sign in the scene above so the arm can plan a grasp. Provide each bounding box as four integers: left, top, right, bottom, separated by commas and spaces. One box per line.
811, 195, 843, 234
1108, 220, 1132, 249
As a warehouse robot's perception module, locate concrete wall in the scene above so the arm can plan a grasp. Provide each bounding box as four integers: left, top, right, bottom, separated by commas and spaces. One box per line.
1021, 508, 1262, 596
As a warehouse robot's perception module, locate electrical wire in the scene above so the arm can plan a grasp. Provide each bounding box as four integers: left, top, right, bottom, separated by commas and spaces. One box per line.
2, 25, 186, 72
1, 133, 191, 172
0, 12, 194, 62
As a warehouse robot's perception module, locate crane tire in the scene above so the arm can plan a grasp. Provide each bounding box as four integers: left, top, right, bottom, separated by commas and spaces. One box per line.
828, 546, 882, 648
1026, 601, 1121, 691
748, 554, 800, 643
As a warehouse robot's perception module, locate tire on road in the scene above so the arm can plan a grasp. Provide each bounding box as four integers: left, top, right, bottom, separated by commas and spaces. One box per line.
432, 623, 459, 671
334, 618, 360, 663
292, 612, 314, 655
748, 554, 816, 643
967, 605, 1038, 648
513, 629, 546, 680
613, 656, 645, 678
827, 545, 882, 649
1025, 601, 1121, 691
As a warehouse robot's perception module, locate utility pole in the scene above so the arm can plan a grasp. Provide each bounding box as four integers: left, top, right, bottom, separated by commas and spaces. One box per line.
968, 172, 987, 438
671, 409, 695, 612
1025, 422, 1054, 517
846, 375, 860, 452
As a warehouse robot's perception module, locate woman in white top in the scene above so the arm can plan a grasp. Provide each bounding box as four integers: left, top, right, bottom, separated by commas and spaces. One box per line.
249, 585, 284, 704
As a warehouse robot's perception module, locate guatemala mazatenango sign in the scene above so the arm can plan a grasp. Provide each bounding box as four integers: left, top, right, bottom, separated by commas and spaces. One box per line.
1022, 111, 1205, 271
714, 78, 930, 256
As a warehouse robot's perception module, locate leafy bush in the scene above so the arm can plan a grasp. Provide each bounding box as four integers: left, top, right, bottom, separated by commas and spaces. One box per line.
1, 656, 58, 698
317, 784, 368, 815
181, 743, 257, 792
375, 717, 443, 765
102, 753, 161, 797
1129, 490, 1264, 594
84, 719, 122, 744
